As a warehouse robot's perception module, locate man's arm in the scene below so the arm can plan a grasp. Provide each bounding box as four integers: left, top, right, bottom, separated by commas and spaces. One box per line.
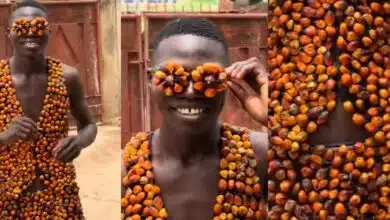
250, 131, 268, 199
63, 64, 97, 149
121, 151, 127, 198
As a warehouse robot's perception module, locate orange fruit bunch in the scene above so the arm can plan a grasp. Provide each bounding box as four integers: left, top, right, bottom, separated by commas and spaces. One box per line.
267, 0, 390, 219
152, 62, 229, 98
121, 124, 266, 219
0, 57, 84, 218
11, 17, 49, 37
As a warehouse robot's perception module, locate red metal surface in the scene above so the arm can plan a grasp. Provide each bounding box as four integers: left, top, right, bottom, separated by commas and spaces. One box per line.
121, 14, 143, 147
0, 3, 12, 60
143, 13, 267, 131
44, 1, 102, 122
0, 1, 102, 122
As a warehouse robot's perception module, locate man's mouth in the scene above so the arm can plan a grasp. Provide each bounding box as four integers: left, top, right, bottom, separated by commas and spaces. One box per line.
22, 38, 41, 49
169, 106, 210, 121
24, 41, 40, 48
175, 108, 206, 115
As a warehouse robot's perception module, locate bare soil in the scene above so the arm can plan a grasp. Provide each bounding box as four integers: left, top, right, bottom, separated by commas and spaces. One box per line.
72, 125, 121, 220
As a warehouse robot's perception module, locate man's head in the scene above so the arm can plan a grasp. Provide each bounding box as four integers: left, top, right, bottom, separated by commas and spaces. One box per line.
8, 0, 49, 57
150, 18, 230, 133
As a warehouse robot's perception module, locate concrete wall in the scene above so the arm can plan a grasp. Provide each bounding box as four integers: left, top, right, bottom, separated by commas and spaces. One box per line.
99, 0, 121, 123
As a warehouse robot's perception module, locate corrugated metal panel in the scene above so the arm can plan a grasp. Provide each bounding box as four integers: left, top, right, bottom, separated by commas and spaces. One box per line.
121, 14, 144, 147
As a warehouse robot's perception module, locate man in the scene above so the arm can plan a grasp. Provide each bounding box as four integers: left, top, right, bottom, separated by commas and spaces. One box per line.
0, 1, 97, 218
121, 18, 268, 220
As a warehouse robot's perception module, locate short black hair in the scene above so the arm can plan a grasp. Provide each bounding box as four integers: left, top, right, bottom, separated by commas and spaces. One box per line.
153, 17, 229, 57
13, 0, 48, 14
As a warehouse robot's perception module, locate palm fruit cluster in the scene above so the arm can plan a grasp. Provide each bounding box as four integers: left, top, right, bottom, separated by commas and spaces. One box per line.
268, 0, 389, 219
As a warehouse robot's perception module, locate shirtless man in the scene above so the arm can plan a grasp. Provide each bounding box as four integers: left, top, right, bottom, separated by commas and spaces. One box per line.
0, 1, 97, 218
121, 18, 268, 219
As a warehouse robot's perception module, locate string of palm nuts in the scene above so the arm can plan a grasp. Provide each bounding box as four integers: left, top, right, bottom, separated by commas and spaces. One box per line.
121, 124, 266, 220
0, 58, 84, 219
268, 0, 389, 219
152, 62, 229, 97
11, 17, 49, 37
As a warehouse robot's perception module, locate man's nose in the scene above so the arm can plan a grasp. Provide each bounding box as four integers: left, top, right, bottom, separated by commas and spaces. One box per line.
27, 27, 33, 36
180, 81, 197, 99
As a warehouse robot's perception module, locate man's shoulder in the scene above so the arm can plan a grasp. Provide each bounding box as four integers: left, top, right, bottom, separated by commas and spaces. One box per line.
59, 63, 82, 93
123, 131, 153, 148
61, 63, 80, 80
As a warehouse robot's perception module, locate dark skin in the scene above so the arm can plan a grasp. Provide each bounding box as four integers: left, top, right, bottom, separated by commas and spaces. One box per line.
0, 7, 97, 192
121, 34, 268, 220
308, 87, 368, 145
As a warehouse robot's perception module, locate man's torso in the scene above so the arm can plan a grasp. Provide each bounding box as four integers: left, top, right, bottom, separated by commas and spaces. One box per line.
121, 125, 267, 220
0, 58, 84, 218
308, 86, 368, 146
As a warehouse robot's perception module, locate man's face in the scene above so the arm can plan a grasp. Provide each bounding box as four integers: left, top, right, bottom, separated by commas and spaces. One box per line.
151, 34, 228, 133
8, 7, 49, 57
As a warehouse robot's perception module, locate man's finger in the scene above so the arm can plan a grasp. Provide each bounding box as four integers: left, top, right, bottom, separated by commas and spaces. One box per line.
14, 119, 36, 132
231, 58, 258, 77
58, 141, 78, 162
56, 137, 78, 160
248, 57, 259, 63
11, 116, 22, 122
225, 62, 241, 77
16, 131, 28, 140
236, 61, 259, 79
231, 78, 257, 97
20, 117, 36, 125
53, 137, 73, 157
62, 147, 81, 163
257, 74, 268, 85
14, 124, 32, 136
260, 82, 268, 109
227, 81, 249, 102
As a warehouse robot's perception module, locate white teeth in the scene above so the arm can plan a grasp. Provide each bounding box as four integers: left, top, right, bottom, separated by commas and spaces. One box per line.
25, 42, 38, 47
176, 108, 205, 115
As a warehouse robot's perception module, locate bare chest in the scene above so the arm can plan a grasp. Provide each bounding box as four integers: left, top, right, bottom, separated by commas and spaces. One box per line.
308, 89, 368, 145
153, 159, 220, 220
11, 73, 47, 121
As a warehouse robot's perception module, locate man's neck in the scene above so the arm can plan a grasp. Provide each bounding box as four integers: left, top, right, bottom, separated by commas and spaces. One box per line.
156, 122, 221, 164
10, 52, 46, 75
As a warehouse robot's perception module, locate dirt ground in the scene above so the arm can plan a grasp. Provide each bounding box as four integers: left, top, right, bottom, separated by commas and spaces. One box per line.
72, 124, 121, 220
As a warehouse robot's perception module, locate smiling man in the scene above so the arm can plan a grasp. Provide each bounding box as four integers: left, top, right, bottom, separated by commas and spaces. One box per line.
0, 0, 97, 218
121, 18, 268, 220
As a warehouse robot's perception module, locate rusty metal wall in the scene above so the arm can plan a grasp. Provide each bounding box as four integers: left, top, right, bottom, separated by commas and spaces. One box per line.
0, 3, 12, 59
144, 13, 268, 131
120, 13, 267, 146
0, 1, 102, 122
121, 14, 143, 147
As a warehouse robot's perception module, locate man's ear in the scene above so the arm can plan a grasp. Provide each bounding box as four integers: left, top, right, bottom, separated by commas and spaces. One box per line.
6, 27, 10, 39
147, 68, 153, 88
219, 90, 228, 112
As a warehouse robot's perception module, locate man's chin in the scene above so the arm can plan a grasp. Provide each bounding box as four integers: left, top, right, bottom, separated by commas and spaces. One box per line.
167, 118, 217, 134
21, 50, 44, 57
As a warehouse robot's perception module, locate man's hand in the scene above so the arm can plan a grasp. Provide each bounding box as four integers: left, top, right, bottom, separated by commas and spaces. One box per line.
53, 135, 83, 163
0, 116, 36, 145
225, 57, 268, 125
